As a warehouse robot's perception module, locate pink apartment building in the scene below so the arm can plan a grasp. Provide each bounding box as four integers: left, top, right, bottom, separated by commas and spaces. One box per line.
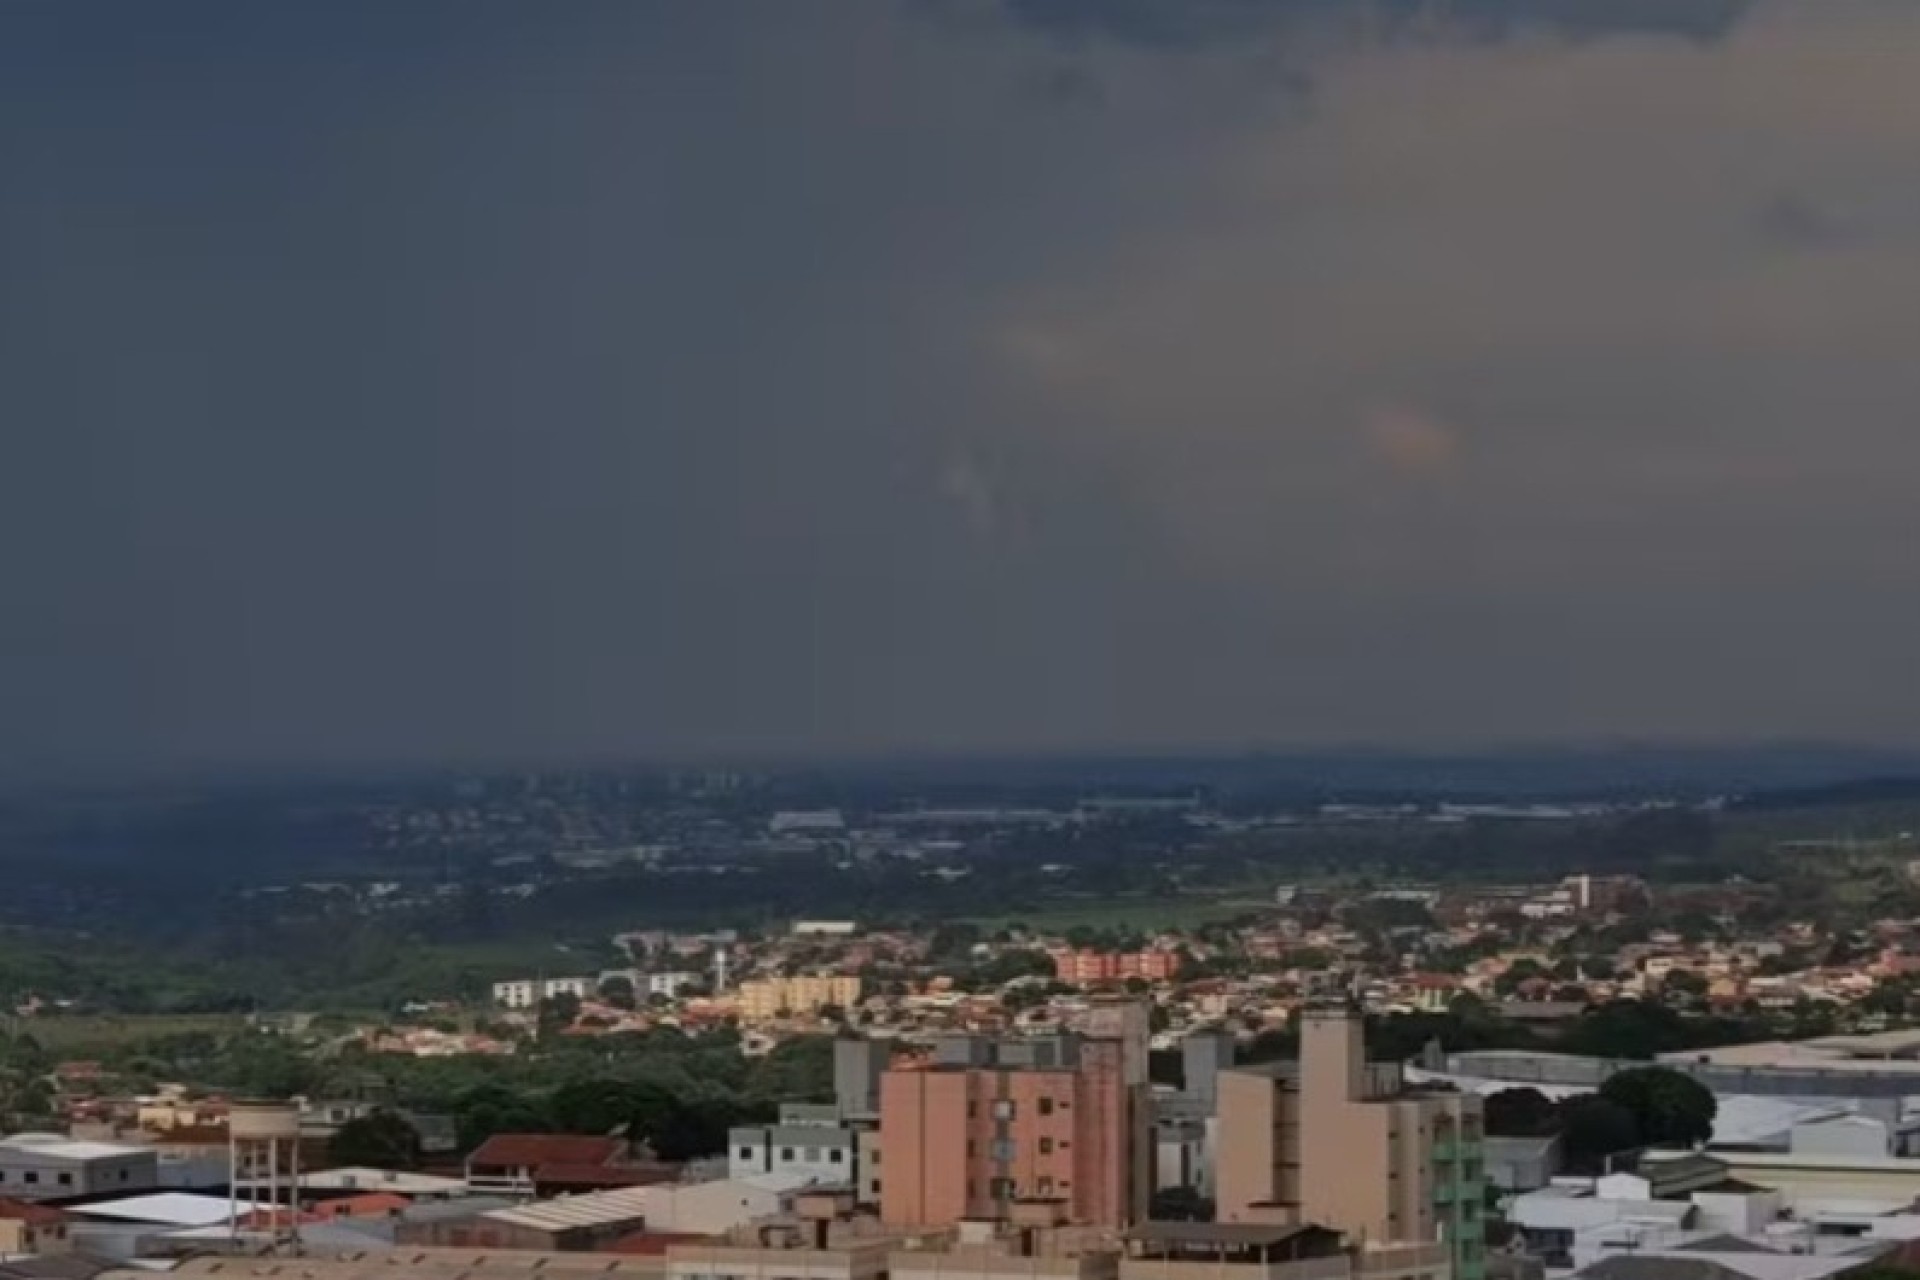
879, 1030, 1151, 1232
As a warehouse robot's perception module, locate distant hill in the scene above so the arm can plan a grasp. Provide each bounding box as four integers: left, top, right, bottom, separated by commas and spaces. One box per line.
1729, 775, 1920, 812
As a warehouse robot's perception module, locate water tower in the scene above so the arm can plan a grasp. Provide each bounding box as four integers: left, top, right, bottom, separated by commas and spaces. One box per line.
229, 1101, 303, 1250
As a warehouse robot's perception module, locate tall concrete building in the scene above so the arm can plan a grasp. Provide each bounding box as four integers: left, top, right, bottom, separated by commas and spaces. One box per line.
879, 1022, 1152, 1232
1181, 1030, 1237, 1112
834, 1036, 889, 1119
1216, 1006, 1485, 1280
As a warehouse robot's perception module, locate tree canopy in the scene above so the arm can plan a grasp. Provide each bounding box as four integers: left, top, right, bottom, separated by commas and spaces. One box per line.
1599, 1065, 1717, 1150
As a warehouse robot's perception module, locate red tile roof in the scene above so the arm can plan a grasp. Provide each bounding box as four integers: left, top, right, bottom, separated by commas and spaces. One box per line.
534, 1162, 679, 1189
314, 1192, 412, 1219
466, 1134, 625, 1169
0, 1199, 67, 1225
234, 1209, 326, 1230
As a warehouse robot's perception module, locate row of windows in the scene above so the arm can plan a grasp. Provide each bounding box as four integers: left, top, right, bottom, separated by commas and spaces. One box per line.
0, 1168, 91, 1186
737, 1146, 847, 1165
966, 1137, 1066, 1158
972, 1175, 1069, 1199
965, 1097, 1065, 1119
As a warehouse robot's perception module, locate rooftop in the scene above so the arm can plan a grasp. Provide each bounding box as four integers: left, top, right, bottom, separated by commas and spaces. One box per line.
67, 1192, 265, 1227
483, 1185, 653, 1232
1128, 1223, 1330, 1249
0, 1197, 68, 1225
129, 1250, 673, 1280
0, 1134, 151, 1162
465, 1134, 626, 1169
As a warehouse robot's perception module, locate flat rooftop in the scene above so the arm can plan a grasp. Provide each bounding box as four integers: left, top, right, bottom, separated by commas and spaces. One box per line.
1658, 1039, 1920, 1073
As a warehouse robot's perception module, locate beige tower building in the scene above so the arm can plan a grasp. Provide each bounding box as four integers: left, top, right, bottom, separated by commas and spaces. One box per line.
1215, 1006, 1485, 1280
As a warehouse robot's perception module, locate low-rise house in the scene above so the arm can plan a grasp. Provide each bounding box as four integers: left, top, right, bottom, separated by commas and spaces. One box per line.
464, 1134, 631, 1196
0, 1199, 71, 1256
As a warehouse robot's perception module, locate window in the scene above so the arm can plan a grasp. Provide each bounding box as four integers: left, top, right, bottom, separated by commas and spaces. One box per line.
739, 1147, 754, 1161
992, 1100, 1016, 1120
781, 1148, 796, 1161
57, 1173, 72, 1186
23, 1172, 37, 1185
989, 1177, 1016, 1200
1037, 1177, 1054, 1194
1039, 1138, 1053, 1155
967, 1102, 978, 1119
829, 1149, 844, 1164
991, 1139, 1016, 1162
1038, 1098, 1054, 1117
967, 1140, 976, 1157
805, 1147, 821, 1161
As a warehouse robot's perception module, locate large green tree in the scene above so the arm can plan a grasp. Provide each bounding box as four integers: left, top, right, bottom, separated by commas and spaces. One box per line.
1483, 1087, 1559, 1138
1558, 1094, 1642, 1173
328, 1109, 423, 1170
1599, 1066, 1717, 1149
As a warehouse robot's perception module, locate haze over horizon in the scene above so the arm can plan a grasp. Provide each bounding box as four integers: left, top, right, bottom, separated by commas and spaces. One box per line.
8, 0, 1920, 775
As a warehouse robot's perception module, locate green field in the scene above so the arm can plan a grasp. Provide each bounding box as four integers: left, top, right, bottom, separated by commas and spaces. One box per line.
966, 895, 1268, 933
5, 1013, 252, 1054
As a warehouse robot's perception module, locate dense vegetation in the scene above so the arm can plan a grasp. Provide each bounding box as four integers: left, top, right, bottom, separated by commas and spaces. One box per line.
0, 1021, 839, 1162
1483, 1066, 1718, 1173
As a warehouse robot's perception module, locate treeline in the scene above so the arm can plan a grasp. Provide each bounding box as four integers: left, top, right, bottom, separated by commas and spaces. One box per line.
84, 1026, 840, 1162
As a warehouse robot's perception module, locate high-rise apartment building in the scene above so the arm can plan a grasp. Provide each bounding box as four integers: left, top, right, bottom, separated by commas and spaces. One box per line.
879, 1022, 1152, 1232
1216, 1006, 1485, 1280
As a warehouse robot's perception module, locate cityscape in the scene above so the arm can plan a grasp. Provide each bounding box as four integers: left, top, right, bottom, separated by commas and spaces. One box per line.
8, 6, 1920, 1280
0, 765, 1916, 1280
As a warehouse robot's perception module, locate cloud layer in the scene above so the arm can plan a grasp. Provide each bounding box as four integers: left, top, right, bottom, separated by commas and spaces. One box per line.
1, 0, 1918, 772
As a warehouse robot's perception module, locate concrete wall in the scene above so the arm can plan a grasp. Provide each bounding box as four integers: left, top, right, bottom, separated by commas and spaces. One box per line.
1791, 1116, 1890, 1160
0, 1149, 159, 1201
731, 1124, 857, 1184
1216, 1071, 1282, 1222
880, 1070, 971, 1228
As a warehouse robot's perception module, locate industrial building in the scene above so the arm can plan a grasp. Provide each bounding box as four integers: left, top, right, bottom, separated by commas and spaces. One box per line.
0, 1135, 158, 1202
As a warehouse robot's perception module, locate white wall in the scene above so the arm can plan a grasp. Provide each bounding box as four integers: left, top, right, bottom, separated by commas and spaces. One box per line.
641, 1180, 792, 1235
1693, 1188, 1784, 1234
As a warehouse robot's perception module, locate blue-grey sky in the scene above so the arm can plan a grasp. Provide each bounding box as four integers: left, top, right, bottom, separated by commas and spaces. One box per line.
6, 0, 1920, 773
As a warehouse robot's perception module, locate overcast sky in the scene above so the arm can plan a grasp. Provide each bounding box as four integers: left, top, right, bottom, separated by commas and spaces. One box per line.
5, 0, 1920, 774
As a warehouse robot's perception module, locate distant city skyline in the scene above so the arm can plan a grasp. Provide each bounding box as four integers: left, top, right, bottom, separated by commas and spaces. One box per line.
6, 1, 1920, 772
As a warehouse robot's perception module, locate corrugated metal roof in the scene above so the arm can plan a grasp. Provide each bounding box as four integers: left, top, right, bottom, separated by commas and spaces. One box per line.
68, 1193, 264, 1227
483, 1186, 653, 1232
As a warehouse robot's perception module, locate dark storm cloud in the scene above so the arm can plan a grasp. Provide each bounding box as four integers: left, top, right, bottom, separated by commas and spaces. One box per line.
996, 0, 1753, 49
1, 0, 1917, 774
